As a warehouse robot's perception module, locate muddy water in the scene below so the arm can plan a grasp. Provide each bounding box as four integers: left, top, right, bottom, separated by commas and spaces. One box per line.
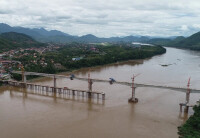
1, 47, 200, 138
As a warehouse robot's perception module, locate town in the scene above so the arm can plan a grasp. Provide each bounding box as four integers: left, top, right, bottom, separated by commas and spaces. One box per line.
0, 43, 60, 80
0, 42, 164, 81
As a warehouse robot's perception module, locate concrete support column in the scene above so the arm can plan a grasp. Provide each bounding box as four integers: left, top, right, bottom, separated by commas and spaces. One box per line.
23, 75, 27, 83
128, 87, 138, 103
184, 106, 189, 113
186, 91, 190, 104
72, 90, 75, 96
54, 75, 56, 93
102, 93, 105, 100
22, 72, 27, 88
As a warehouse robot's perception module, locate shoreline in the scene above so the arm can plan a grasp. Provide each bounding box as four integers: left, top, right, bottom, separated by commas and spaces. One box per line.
3, 46, 166, 83
28, 54, 161, 82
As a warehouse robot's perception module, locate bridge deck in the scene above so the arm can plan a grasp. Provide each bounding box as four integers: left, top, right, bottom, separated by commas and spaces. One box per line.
12, 71, 200, 93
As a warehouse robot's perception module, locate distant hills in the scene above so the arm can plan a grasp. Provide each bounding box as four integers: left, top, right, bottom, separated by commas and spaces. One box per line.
0, 32, 34, 42
0, 23, 70, 42
1, 23, 200, 51
0, 32, 46, 53
168, 32, 200, 50
147, 32, 200, 51
0, 23, 156, 43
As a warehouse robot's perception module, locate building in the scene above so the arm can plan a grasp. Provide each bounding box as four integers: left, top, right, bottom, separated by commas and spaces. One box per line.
72, 57, 83, 61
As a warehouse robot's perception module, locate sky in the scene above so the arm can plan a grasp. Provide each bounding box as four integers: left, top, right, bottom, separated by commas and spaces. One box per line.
0, 0, 200, 37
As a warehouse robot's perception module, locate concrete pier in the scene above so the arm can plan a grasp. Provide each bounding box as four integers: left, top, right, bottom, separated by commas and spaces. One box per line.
179, 103, 194, 113
6, 80, 105, 101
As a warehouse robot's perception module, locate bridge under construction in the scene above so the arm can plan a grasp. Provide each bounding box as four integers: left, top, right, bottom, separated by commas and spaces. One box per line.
5, 71, 200, 113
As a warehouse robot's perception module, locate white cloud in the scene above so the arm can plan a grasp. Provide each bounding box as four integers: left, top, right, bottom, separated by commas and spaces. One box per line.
181, 25, 189, 31
0, 0, 200, 37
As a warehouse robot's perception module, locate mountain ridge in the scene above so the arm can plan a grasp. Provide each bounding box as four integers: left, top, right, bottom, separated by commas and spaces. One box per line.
0, 23, 175, 43
0, 32, 46, 53
167, 32, 200, 50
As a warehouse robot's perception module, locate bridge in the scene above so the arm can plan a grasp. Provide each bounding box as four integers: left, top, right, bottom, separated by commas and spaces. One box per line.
9, 71, 200, 113
12, 71, 200, 93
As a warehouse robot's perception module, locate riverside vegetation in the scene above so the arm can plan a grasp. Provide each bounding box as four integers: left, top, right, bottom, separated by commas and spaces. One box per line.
12, 43, 166, 80
178, 104, 200, 138
0, 32, 166, 80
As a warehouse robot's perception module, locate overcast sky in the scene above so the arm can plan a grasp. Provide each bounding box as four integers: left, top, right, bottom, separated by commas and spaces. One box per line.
0, 0, 200, 37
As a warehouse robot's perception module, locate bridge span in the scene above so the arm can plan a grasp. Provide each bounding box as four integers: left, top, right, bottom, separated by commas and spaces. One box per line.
8, 71, 200, 113
12, 71, 200, 93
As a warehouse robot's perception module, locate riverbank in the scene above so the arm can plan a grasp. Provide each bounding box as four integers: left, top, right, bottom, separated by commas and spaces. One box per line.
27, 59, 144, 82
13, 46, 166, 81
27, 55, 163, 83
178, 104, 200, 137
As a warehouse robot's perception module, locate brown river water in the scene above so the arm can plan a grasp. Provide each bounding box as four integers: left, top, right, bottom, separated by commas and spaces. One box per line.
0, 47, 200, 138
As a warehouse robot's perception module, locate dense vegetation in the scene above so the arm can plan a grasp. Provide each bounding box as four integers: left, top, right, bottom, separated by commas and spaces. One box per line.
170, 32, 200, 51
0, 32, 47, 53
148, 31, 200, 51
178, 104, 200, 137
13, 43, 166, 75
54, 44, 165, 70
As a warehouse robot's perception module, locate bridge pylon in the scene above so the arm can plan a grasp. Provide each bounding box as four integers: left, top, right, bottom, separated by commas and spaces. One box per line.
129, 74, 139, 103
21, 64, 27, 88
87, 70, 93, 98
179, 77, 193, 113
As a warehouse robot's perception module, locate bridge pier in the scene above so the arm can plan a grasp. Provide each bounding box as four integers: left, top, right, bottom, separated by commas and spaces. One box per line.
128, 87, 138, 103
88, 92, 92, 98
179, 77, 193, 113
128, 75, 138, 103
87, 71, 93, 98
21, 71, 27, 88
6, 81, 105, 103
53, 75, 57, 93
46, 86, 49, 92
102, 93, 105, 100
23, 75, 27, 83
58, 88, 62, 94
179, 103, 194, 113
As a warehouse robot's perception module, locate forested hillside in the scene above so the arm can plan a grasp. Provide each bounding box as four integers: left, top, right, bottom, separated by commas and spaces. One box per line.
0, 32, 46, 53
168, 32, 200, 50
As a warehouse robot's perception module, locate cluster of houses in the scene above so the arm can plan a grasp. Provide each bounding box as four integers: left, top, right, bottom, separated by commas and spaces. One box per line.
0, 44, 103, 80
0, 59, 21, 80
1, 44, 60, 59
0, 44, 61, 80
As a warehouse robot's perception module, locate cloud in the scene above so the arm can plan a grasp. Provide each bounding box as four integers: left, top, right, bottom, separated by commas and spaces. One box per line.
181, 25, 189, 31
0, 0, 200, 37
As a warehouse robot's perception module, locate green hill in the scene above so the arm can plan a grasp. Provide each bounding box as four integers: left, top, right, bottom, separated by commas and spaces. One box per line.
0, 32, 34, 42
0, 38, 15, 51
168, 32, 200, 50
0, 32, 46, 53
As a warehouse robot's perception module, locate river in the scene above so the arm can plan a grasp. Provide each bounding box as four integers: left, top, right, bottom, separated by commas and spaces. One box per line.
0, 47, 200, 138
